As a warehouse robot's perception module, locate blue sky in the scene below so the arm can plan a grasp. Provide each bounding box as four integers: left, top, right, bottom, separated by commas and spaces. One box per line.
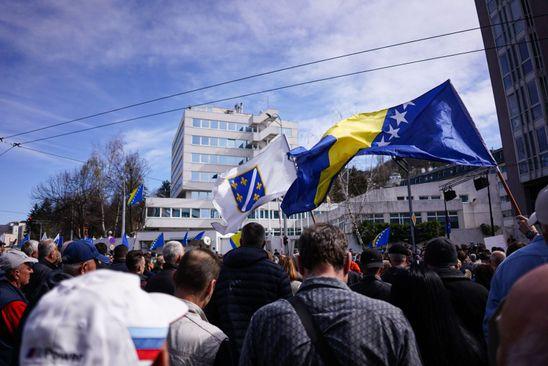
0, 0, 501, 223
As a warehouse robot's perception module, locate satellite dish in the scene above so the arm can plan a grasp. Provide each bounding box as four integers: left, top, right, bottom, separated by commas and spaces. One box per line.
203, 236, 211, 246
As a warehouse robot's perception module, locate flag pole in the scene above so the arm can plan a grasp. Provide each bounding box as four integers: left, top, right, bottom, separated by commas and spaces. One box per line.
393, 158, 416, 255
122, 183, 126, 240
495, 167, 522, 216
310, 210, 317, 224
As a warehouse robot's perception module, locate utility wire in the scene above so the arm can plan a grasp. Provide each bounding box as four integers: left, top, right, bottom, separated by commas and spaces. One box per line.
12, 36, 548, 146
0, 145, 15, 158
2, 142, 165, 182
1, 14, 546, 141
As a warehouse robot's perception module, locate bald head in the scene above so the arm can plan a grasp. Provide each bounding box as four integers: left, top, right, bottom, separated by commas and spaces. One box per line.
490, 251, 506, 270
498, 264, 548, 366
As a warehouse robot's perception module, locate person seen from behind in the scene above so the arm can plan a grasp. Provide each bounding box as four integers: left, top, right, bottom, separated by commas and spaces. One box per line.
279, 255, 301, 295
350, 248, 391, 302
381, 243, 410, 284
206, 222, 291, 362
240, 223, 421, 366
391, 265, 486, 366
145, 241, 184, 295
168, 248, 231, 366
0, 250, 37, 366
109, 244, 129, 272
484, 185, 548, 340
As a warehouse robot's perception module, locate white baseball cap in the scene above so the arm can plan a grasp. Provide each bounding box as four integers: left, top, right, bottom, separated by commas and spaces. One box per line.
527, 186, 548, 226
20, 270, 188, 365
0, 249, 38, 271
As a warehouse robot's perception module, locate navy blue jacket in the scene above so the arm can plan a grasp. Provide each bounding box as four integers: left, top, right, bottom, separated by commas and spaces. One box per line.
206, 247, 292, 359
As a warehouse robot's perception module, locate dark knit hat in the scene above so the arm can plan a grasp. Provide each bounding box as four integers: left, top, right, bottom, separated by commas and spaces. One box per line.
360, 248, 384, 269
388, 243, 410, 256
424, 237, 458, 267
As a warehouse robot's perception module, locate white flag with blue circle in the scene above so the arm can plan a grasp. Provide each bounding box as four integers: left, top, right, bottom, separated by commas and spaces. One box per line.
212, 135, 297, 235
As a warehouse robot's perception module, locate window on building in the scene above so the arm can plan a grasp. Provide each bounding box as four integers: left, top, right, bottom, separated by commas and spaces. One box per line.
200, 209, 210, 218
510, 0, 525, 34
431, 195, 441, 200
390, 212, 410, 225
147, 207, 160, 217
419, 196, 429, 200
192, 136, 200, 145
191, 209, 200, 218
192, 119, 201, 128
537, 127, 548, 152
282, 128, 292, 137
508, 94, 520, 117
396, 196, 405, 201
427, 211, 459, 229
364, 214, 384, 223
515, 136, 526, 160
172, 208, 181, 218
181, 208, 190, 218
519, 161, 529, 174
272, 210, 280, 219
161, 208, 171, 218
210, 120, 218, 129
459, 194, 469, 203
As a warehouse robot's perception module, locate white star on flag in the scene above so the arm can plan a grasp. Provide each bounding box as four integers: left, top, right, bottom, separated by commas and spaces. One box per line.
385, 124, 400, 140
402, 101, 415, 110
390, 109, 408, 125
376, 135, 390, 147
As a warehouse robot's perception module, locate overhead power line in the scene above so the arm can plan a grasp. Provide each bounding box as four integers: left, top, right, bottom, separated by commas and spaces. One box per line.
8, 35, 547, 147
1, 142, 165, 182
1, 14, 546, 141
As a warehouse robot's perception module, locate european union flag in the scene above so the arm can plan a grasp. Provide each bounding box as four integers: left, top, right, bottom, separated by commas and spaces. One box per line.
150, 233, 164, 251
182, 232, 189, 247
372, 228, 390, 248
281, 80, 496, 215
228, 167, 265, 212
128, 184, 144, 206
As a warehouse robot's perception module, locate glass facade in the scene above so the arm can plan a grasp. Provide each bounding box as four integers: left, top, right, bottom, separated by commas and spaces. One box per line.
192, 118, 253, 132
191, 153, 248, 166
191, 171, 218, 182
488, 0, 547, 182
147, 207, 219, 219
191, 135, 252, 149
427, 211, 459, 229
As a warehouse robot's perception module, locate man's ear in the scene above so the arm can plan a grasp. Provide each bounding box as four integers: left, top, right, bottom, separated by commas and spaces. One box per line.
343, 252, 352, 275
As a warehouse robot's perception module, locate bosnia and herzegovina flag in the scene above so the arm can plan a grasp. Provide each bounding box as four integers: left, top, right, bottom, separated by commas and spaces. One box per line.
128, 184, 144, 206
281, 80, 496, 215
373, 227, 390, 248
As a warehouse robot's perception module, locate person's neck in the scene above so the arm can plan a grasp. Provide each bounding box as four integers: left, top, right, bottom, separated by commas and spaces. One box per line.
174, 289, 206, 309
304, 263, 345, 282
8, 279, 20, 289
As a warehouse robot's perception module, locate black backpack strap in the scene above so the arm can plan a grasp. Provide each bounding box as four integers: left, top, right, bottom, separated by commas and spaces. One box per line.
287, 296, 341, 366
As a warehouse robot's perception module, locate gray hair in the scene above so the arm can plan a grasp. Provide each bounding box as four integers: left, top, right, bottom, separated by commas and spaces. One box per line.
38, 239, 56, 260
163, 241, 184, 266
22, 240, 39, 257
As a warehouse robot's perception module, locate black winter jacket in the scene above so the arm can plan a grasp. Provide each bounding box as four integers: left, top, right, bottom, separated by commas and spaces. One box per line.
23, 260, 59, 304
434, 267, 488, 345
206, 247, 292, 359
351, 274, 392, 302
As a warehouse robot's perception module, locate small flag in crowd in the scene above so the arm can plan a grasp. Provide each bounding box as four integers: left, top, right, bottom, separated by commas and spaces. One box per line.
18, 234, 29, 248
54, 233, 64, 249
41, 232, 48, 241
193, 231, 205, 241
372, 227, 390, 248
446, 221, 452, 235
122, 233, 130, 248
212, 135, 297, 235
182, 232, 188, 247
128, 184, 144, 206
229, 231, 241, 250
150, 233, 164, 251
281, 80, 496, 215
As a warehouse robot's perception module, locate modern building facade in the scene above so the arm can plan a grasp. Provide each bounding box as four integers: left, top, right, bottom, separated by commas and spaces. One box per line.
138, 105, 303, 253
475, 0, 548, 213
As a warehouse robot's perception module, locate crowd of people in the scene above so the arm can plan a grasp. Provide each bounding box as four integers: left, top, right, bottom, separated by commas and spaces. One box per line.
1, 187, 548, 365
